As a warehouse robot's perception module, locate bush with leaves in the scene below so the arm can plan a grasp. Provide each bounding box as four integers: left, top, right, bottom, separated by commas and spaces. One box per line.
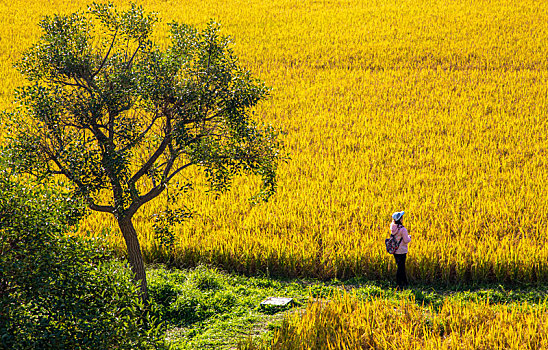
0, 168, 168, 350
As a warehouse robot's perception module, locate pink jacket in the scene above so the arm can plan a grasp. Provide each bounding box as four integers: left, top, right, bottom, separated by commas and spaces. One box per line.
390, 223, 411, 254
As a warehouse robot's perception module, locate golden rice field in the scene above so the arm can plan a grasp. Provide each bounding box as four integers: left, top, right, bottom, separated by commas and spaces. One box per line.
2, 0, 548, 284
263, 292, 548, 350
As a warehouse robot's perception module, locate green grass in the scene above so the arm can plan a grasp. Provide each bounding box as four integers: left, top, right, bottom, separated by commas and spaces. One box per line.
143, 264, 548, 349
146, 264, 308, 349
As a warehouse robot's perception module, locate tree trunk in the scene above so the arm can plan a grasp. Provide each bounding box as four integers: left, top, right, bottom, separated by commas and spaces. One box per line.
117, 217, 148, 302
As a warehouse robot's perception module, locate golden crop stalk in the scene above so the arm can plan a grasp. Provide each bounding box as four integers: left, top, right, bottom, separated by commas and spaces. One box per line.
1, 0, 547, 283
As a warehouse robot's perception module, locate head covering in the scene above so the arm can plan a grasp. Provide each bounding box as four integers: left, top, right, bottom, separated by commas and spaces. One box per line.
392, 211, 405, 221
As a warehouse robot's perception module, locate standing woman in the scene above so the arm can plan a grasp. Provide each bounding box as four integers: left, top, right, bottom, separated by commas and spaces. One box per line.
390, 211, 411, 289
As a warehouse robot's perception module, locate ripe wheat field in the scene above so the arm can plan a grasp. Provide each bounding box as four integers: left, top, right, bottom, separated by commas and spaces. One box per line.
2, 0, 548, 285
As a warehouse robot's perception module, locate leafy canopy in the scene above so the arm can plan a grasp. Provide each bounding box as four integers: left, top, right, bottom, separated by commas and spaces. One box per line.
4, 2, 283, 220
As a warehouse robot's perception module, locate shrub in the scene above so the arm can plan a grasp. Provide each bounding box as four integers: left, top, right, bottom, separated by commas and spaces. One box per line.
0, 171, 168, 350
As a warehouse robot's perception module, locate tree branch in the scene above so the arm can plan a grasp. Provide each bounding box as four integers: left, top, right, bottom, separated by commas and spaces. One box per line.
92, 28, 118, 78
119, 110, 161, 153
161, 153, 176, 182
89, 124, 126, 209
126, 117, 176, 217
90, 123, 112, 147
128, 114, 172, 186
47, 149, 90, 196
60, 121, 91, 131
51, 79, 93, 95
167, 162, 193, 182
88, 200, 114, 213
174, 110, 223, 126
126, 39, 142, 69
108, 110, 115, 141
126, 183, 164, 217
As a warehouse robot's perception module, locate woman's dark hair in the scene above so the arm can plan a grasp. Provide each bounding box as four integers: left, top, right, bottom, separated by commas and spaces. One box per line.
394, 219, 403, 226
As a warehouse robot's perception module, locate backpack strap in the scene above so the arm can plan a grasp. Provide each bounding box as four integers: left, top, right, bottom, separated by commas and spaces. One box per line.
392, 225, 401, 237
394, 225, 403, 252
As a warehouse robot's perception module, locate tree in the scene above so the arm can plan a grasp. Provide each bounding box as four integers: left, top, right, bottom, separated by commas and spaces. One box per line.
4, 2, 283, 301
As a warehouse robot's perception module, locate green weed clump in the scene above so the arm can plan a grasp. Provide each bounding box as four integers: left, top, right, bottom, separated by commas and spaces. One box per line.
148, 265, 231, 326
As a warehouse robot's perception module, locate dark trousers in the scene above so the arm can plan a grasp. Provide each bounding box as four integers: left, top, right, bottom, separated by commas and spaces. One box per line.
393, 253, 408, 288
